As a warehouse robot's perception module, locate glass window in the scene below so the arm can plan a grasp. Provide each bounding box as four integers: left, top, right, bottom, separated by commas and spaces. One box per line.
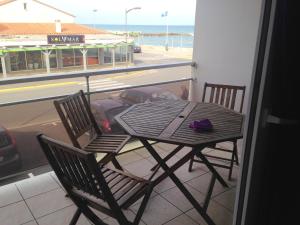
115, 46, 121, 62
62, 49, 75, 67
26, 51, 42, 70
9, 52, 27, 71
104, 47, 112, 64
49, 50, 57, 68
122, 46, 128, 62
87, 48, 99, 65
115, 46, 127, 62
74, 49, 83, 66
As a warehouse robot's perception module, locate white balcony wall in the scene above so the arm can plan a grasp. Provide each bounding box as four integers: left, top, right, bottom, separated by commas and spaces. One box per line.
0, 0, 74, 23
191, 0, 263, 112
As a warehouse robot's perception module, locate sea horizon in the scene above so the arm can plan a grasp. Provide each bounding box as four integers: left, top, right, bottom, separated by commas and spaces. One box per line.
84, 24, 194, 48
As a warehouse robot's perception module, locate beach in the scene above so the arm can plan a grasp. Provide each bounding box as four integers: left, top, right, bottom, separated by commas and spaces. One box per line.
140, 45, 193, 60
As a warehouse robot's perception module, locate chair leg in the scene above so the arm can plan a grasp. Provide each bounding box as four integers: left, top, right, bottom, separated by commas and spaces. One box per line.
69, 208, 81, 225
188, 155, 195, 172
111, 157, 123, 170
228, 146, 236, 181
133, 187, 153, 225
150, 145, 184, 171
72, 196, 108, 225
233, 141, 239, 165
203, 174, 216, 212
79, 204, 108, 225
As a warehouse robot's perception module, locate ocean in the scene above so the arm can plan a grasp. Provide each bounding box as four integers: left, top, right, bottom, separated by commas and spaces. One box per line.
88, 24, 194, 48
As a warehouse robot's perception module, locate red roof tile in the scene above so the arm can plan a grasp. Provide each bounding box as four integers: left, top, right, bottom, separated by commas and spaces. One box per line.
0, 23, 108, 35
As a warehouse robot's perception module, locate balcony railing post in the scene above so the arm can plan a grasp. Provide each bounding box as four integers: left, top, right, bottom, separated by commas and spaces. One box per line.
85, 75, 90, 105
1, 54, 7, 78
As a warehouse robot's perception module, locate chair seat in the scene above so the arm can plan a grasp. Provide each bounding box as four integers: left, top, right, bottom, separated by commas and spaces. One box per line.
103, 166, 150, 207
38, 134, 153, 225
84, 134, 130, 154
72, 166, 150, 208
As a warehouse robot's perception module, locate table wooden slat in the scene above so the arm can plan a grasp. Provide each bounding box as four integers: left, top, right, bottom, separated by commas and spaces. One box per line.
115, 100, 243, 147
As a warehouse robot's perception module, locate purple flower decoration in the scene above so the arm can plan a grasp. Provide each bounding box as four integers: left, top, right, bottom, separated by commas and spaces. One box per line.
189, 119, 213, 132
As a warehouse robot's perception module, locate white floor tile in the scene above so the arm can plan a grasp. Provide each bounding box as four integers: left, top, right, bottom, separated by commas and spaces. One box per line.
160, 185, 205, 212
0, 201, 33, 225
123, 158, 154, 177
26, 188, 73, 218
186, 200, 233, 225
131, 195, 182, 225
213, 188, 236, 212
186, 172, 228, 197
0, 183, 23, 207
37, 205, 90, 225
103, 209, 146, 225
164, 214, 199, 225
23, 220, 38, 225
16, 173, 60, 199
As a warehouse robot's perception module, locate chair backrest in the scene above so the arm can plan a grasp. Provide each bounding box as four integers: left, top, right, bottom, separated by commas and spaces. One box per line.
202, 82, 246, 113
54, 90, 102, 148
37, 134, 115, 203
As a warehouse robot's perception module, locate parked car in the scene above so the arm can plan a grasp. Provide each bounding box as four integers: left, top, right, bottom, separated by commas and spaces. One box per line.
91, 99, 131, 134
90, 87, 181, 134
0, 125, 21, 172
133, 45, 142, 53
119, 86, 179, 105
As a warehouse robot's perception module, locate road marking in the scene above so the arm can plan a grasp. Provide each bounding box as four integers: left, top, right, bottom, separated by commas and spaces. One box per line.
89, 83, 126, 88
0, 70, 154, 94
78, 79, 118, 85
79, 78, 131, 91
0, 82, 79, 93
110, 70, 155, 80
94, 84, 131, 91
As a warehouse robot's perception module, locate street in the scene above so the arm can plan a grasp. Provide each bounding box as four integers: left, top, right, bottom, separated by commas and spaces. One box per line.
0, 48, 192, 179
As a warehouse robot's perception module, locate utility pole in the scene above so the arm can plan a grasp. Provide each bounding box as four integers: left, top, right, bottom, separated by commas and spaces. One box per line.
125, 7, 141, 67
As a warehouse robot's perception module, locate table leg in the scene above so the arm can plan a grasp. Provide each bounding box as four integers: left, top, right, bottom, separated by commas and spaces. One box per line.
150, 145, 184, 171
195, 149, 229, 187
140, 139, 217, 225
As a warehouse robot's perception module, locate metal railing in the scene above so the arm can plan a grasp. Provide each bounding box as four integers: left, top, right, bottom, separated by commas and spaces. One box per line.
0, 61, 194, 107
0, 61, 194, 181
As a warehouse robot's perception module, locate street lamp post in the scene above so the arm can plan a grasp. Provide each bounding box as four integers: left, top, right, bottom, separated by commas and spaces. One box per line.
92, 9, 98, 28
161, 11, 169, 51
125, 7, 141, 67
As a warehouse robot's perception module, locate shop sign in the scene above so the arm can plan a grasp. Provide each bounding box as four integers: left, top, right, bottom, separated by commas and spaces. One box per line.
47, 35, 85, 44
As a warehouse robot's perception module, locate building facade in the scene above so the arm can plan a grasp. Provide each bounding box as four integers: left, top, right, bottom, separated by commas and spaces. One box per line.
0, 0, 133, 77
0, 0, 75, 23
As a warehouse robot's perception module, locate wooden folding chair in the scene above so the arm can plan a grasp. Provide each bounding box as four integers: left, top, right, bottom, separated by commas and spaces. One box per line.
37, 134, 153, 225
54, 90, 130, 170
189, 82, 246, 180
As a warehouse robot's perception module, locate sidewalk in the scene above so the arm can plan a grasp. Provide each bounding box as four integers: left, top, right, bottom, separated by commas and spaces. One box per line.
141, 45, 193, 60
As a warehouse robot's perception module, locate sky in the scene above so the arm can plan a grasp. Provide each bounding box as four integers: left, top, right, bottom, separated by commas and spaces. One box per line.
41, 0, 196, 25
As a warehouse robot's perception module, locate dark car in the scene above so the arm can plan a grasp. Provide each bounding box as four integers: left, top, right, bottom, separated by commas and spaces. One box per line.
133, 45, 142, 53
119, 86, 179, 105
91, 99, 130, 134
0, 126, 21, 172
90, 87, 181, 134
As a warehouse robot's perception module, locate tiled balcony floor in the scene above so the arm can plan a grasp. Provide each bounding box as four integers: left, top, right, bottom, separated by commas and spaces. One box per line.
0, 142, 239, 225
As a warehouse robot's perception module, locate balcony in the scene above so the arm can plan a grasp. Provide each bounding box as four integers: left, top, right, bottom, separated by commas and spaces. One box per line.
0, 57, 240, 225
0, 141, 240, 225
0, 0, 270, 224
